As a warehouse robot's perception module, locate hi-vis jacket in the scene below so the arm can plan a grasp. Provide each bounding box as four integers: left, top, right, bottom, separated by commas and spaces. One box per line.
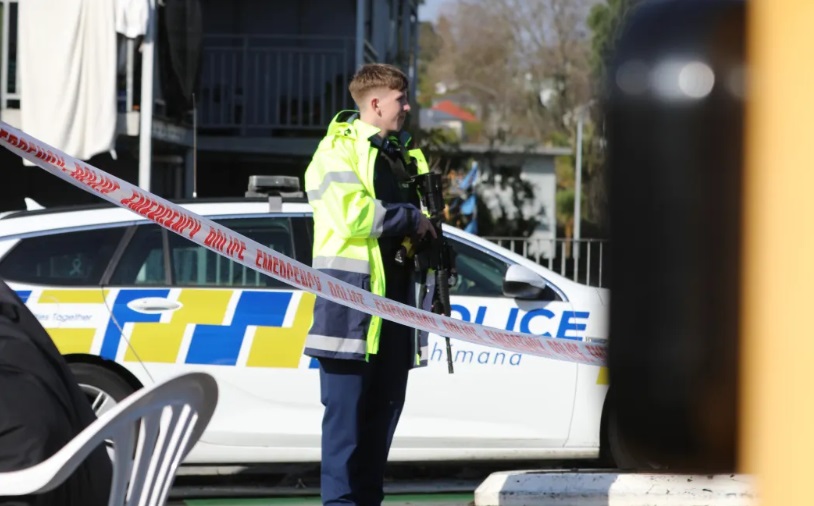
304, 110, 430, 366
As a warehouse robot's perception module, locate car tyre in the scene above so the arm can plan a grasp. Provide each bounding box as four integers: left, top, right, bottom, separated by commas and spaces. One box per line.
69, 362, 135, 418
602, 395, 664, 471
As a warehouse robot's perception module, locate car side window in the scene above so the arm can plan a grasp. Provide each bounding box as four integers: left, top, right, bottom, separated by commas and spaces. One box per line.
169, 217, 295, 288
0, 227, 126, 286
292, 217, 313, 267
108, 225, 166, 285
447, 238, 508, 297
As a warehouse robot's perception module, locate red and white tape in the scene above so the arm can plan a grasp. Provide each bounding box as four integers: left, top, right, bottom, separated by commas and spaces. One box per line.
0, 122, 607, 366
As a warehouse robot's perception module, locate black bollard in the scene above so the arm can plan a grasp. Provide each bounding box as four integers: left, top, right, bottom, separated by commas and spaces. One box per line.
606, 0, 745, 472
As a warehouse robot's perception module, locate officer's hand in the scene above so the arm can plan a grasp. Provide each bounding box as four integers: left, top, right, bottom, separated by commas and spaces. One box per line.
415, 214, 437, 239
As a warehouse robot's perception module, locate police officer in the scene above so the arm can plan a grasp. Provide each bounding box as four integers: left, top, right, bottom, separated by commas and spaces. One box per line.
303, 63, 435, 506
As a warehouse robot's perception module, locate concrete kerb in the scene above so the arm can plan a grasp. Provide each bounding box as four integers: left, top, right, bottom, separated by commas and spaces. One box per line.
474, 470, 757, 506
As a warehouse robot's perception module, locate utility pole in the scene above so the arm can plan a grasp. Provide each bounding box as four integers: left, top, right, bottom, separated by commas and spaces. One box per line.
574, 108, 584, 259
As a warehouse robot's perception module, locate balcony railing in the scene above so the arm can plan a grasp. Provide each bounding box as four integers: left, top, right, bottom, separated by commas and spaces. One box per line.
198, 34, 356, 136
0, 27, 368, 137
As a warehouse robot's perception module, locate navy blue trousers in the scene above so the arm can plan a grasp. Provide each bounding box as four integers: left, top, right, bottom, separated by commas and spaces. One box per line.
318, 320, 412, 506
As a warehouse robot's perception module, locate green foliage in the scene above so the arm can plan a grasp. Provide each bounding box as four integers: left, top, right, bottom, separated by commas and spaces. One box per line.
556, 187, 575, 226
548, 130, 572, 149
550, 128, 575, 225
588, 0, 635, 80
409, 125, 462, 174
413, 126, 459, 152
463, 120, 484, 143
555, 156, 575, 189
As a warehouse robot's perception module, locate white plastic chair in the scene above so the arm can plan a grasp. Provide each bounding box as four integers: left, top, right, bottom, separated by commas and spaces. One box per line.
0, 372, 218, 506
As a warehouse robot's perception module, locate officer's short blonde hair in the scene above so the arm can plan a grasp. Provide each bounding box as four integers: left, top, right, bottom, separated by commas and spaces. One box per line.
349, 63, 409, 107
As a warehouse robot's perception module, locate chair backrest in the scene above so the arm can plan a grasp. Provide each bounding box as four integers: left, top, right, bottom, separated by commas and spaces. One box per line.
0, 372, 218, 506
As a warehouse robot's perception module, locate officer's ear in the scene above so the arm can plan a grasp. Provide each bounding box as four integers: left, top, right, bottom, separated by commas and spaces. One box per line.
370, 96, 381, 116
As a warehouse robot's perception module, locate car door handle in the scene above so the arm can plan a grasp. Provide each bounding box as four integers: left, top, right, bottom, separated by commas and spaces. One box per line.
126, 297, 183, 314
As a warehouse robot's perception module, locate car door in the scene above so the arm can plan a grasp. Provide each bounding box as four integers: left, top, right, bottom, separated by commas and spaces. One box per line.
0, 225, 147, 365
396, 235, 579, 451
102, 214, 321, 452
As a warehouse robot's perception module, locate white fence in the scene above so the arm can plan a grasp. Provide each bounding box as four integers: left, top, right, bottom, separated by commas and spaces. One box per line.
484, 237, 610, 288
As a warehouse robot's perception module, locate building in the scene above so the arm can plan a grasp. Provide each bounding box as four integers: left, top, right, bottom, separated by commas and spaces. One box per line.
0, 0, 420, 210
419, 99, 478, 141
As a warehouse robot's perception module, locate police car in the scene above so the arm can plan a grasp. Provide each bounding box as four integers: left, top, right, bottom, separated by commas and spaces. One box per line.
0, 180, 629, 467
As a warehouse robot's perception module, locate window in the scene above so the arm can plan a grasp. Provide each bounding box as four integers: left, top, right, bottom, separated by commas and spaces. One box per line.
108, 225, 166, 285
169, 217, 295, 288
447, 239, 509, 297
0, 227, 126, 286
446, 238, 563, 301
107, 216, 308, 289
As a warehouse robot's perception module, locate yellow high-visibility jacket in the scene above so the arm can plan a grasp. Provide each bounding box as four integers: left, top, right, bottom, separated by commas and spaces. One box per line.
304, 110, 430, 365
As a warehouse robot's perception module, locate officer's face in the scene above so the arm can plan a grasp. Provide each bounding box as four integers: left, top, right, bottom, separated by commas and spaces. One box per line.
374, 88, 411, 132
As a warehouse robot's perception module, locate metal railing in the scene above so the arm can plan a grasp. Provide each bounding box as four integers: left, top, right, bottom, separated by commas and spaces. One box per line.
1, 27, 368, 136
484, 236, 611, 288
199, 34, 356, 135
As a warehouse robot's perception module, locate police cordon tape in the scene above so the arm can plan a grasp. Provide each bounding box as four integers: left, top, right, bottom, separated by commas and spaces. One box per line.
0, 121, 607, 366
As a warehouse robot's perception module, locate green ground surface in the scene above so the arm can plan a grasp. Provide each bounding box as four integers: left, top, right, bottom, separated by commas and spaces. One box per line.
183, 493, 474, 506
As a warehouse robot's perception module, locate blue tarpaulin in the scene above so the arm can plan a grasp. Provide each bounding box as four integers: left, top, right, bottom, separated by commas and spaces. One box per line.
461, 194, 476, 215
458, 162, 478, 191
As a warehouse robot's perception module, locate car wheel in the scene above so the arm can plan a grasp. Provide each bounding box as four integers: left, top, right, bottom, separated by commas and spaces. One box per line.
69, 363, 136, 418
603, 397, 665, 471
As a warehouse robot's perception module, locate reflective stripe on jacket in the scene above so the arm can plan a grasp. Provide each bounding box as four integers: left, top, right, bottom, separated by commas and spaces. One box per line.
304, 110, 430, 366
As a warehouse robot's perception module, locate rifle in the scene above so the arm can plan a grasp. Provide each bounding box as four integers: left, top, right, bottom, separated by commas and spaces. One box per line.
395, 171, 458, 374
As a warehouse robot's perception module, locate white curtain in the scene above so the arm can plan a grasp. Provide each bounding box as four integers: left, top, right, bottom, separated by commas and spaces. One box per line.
19, 0, 129, 162
116, 0, 149, 39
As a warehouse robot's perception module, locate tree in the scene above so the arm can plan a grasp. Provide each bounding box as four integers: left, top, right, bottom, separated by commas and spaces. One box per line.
582, 0, 636, 233
420, 0, 600, 237
588, 0, 635, 80
416, 0, 653, 239
426, 0, 596, 147
417, 21, 443, 107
